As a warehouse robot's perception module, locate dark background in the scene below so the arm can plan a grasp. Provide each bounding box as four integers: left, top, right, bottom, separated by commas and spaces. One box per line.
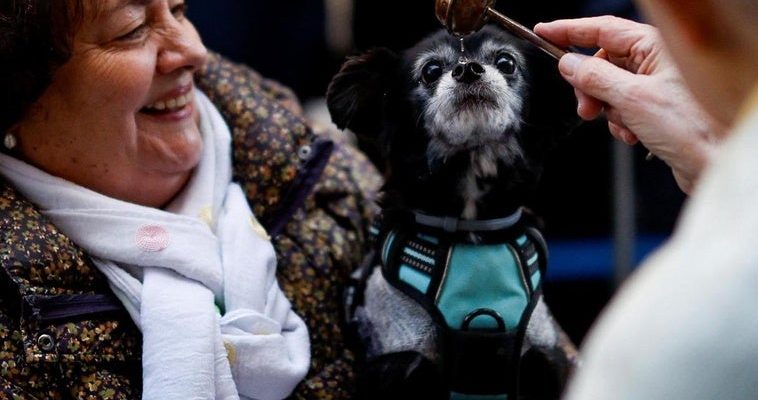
188, 0, 685, 346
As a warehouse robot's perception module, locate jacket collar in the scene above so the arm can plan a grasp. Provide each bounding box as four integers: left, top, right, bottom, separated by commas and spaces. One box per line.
195, 52, 333, 236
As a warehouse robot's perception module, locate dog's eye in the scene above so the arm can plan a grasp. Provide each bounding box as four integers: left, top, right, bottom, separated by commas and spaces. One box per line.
495, 53, 517, 75
421, 61, 443, 85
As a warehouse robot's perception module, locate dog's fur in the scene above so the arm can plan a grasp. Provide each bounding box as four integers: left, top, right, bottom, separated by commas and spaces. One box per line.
328, 26, 579, 399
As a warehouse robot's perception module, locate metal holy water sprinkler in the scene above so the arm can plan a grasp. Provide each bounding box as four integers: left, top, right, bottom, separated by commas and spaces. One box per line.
436, 0, 657, 159
435, 0, 567, 60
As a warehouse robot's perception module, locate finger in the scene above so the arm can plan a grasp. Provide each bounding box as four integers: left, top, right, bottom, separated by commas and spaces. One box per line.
608, 121, 639, 145
558, 53, 637, 108
594, 48, 625, 69
573, 49, 611, 120
535, 16, 654, 56
604, 106, 622, 126
575, 88, 604, 120
604, 107, 634, 133
605, 107, 637, 143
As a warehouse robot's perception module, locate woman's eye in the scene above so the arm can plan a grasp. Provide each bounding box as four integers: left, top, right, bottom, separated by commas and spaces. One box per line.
495, 53, 517, 75
116, 24, 148, 42
421, 61, 443, 85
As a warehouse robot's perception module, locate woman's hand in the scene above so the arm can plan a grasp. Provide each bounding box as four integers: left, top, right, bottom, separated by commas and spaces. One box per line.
535, 16, 725, 194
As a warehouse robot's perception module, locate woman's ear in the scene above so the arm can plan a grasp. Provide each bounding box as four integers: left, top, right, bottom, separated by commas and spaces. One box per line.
326, 48, 400, 137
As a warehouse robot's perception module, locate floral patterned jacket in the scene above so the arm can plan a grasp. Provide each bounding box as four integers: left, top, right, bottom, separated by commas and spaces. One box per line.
0, 53, 381, 400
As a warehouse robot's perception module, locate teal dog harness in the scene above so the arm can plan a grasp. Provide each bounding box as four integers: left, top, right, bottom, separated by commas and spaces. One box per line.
363, 208, 547, 399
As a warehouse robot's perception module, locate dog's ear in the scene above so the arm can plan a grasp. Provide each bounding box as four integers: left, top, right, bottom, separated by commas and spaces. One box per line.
327, 48, 401, 137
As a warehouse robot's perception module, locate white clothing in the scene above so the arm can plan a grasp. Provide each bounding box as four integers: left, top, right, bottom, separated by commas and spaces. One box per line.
0, 91, 310, 400
565, 90, 758, 399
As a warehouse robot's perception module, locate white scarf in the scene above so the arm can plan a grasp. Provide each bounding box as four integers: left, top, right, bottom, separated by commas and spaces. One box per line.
0, 91, 310, 400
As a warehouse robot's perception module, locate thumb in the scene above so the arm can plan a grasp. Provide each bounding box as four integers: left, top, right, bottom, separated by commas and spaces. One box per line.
558, 53, 636, 108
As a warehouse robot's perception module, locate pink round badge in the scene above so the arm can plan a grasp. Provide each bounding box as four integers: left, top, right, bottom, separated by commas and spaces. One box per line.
135, 225, 170, 252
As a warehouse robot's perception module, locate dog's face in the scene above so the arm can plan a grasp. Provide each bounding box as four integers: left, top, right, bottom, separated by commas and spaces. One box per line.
411, 30, 529, 162
328, 26, 577, 219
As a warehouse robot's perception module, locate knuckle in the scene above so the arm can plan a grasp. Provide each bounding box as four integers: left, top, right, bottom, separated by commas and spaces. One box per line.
643, 24, 661, 38
599, 15, 619, 25
604, 15, 633, 29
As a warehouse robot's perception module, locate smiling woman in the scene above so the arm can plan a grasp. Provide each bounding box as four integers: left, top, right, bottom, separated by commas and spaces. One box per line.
14, 0, 208, 207
0, 0, 381, 399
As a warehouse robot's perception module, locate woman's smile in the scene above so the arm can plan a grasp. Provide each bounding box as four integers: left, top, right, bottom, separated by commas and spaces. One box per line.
140, 76, 196, 121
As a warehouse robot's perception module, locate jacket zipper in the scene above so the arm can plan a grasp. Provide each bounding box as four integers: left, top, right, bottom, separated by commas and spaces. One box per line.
25, 294, 125, 323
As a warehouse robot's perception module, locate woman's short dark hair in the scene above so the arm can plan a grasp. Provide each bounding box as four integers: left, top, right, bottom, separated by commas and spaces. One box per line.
0, 0, 84, 134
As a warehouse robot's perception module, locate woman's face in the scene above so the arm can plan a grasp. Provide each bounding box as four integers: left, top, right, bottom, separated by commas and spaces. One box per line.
16, 0, 208, 207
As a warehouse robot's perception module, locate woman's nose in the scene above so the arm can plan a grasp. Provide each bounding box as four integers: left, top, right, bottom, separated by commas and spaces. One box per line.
157, 20, 208, 75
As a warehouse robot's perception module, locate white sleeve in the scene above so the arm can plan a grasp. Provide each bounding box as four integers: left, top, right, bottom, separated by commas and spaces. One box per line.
565, 118, 758, 400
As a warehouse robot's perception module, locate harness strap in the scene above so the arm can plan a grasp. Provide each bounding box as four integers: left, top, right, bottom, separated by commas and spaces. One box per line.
358, 213, 549, 398
413, 208, 523, 233
377, 225, 546, 310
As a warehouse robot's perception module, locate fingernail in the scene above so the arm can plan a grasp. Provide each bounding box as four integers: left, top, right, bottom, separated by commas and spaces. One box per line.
559, 53, 584, 76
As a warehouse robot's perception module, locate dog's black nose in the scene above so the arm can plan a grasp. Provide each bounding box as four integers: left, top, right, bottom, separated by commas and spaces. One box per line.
452, 61, 485, 84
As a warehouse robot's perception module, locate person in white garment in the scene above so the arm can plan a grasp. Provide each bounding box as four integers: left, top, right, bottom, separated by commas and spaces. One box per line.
533, 0, 758, 398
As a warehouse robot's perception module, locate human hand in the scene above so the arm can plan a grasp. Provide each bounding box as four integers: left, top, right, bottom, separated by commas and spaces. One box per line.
535, 16, 726, 194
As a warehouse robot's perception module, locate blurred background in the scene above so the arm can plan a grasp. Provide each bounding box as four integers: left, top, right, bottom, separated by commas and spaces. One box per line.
188, 0, 685, 346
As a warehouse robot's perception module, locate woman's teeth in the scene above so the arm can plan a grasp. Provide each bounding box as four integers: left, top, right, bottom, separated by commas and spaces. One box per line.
144, 92, 193, 112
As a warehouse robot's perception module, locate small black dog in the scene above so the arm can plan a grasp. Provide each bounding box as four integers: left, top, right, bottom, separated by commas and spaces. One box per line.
328, 26, 579, 399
